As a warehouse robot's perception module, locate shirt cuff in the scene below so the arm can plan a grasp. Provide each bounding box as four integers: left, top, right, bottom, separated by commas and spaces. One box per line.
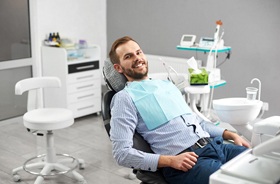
211, 125, 226, 138
142, 153, 160, 172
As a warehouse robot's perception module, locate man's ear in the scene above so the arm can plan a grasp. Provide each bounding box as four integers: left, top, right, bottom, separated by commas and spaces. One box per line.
113, 64, 123, 73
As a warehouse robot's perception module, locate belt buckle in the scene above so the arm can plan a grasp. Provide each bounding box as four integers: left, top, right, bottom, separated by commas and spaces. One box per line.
195, 138, 207, 148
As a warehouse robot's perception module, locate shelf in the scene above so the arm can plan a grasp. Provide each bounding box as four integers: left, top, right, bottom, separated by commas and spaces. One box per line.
186, 80, 226, 89
176, 45, 231, 53
209, 80, 226, 89
66, 46, 100, 63
64, 45, 99, 51
67, 57, 92, 64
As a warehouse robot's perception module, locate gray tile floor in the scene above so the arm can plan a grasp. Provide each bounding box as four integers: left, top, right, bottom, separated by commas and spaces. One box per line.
0, 115, 140, 184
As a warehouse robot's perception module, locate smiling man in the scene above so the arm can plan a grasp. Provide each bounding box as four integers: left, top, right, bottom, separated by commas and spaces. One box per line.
108, 36, 249, 184
110, 37, 149, 81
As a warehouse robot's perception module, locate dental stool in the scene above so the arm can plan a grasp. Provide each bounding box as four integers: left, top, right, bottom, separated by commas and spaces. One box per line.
12, 77, 86, 184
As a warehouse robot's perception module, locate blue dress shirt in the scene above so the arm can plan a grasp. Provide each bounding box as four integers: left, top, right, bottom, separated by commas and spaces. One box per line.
110, 85, 225, 172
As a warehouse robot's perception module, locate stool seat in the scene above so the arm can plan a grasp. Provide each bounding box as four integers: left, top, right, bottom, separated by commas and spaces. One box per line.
23, 108, 74, 130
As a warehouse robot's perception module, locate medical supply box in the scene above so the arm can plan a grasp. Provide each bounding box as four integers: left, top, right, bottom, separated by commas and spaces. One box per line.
188, 68, 208, 85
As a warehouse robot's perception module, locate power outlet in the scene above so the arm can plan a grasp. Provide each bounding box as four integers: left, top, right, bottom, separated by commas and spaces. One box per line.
262, 102, 269, 111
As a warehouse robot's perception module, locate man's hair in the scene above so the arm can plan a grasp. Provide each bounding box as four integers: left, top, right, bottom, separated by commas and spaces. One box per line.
109, 36, 137, 64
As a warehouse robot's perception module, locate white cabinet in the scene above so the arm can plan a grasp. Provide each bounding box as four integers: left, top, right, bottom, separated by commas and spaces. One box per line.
41, 46, 101, 118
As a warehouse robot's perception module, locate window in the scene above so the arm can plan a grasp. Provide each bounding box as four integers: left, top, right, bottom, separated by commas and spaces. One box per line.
0, 0, 31, 62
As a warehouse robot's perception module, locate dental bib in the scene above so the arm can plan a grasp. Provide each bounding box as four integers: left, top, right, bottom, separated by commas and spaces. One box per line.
125, 80, 192, 130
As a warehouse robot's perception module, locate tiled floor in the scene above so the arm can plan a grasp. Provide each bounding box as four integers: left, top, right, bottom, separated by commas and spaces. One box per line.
0, 115, 140, 184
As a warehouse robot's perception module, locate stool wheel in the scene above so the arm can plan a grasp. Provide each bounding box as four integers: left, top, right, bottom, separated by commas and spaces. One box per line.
12, 174, 21, 182
79, 162, 86, 170
78, 180, 88, 184
127, 172, 136, 180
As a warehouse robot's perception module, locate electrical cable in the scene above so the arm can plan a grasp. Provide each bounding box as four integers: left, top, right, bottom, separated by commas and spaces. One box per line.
216, 52, 229, 67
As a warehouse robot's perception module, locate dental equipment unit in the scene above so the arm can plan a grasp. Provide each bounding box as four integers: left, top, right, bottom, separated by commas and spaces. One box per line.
211, 78, 280, 184
177, 21, 280, 183
210, 131, 280, 184
212, 78, 280, 146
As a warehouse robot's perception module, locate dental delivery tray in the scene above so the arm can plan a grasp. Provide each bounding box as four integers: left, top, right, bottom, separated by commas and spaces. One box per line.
188, 68, 208, 85
219, 149, 280, 184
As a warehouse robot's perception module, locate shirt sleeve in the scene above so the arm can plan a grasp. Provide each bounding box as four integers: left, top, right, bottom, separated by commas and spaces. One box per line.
110, 90, 160, 172
198, 115, 225, 138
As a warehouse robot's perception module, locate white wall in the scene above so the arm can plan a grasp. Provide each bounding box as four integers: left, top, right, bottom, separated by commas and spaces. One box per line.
30, 0, 107, 77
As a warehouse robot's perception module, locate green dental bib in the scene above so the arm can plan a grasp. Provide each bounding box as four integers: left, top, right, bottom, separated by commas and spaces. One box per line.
125, 80, 192, 130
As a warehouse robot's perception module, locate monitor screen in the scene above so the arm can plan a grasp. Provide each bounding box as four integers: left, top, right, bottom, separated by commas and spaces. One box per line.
183, 36, 193, 42
0, 0, 31, 62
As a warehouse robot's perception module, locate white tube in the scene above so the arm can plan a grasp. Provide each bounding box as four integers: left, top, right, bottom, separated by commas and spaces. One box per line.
251, 78, 261, 101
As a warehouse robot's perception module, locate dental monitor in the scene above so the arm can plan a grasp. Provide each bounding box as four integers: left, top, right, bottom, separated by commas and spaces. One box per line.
180, 35, 196, 47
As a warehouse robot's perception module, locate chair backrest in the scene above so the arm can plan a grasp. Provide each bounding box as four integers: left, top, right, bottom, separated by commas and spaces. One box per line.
103, 58, 127, 93
101, 90, 115, 135
15, 76, 61, 111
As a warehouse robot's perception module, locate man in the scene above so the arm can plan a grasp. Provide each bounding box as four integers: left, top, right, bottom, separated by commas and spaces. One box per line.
109, 36, 249, 184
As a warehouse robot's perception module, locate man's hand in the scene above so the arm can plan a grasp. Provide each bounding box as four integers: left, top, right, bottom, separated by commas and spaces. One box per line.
223, 130, 251, 148
158, 152, 198, 172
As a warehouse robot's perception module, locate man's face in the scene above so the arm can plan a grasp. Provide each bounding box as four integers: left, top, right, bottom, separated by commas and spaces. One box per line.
114, 40, 148, 81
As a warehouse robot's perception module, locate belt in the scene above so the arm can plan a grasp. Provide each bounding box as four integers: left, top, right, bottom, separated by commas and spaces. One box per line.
178, 137, 211, 155
191, 137, 211, 150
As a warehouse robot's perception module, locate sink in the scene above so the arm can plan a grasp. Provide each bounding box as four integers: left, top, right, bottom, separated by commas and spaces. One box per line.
213, 98, 263, 125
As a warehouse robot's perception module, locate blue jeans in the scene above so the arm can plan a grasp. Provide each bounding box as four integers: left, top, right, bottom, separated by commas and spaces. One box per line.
162, 136, 247, 184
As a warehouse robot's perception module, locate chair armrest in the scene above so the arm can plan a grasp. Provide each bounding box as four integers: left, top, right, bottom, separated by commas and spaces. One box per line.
136, 169, 168, 184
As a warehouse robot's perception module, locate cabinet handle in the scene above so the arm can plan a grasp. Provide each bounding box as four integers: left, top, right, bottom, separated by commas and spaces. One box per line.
77, 84, 94, 90
76, 65, 94, 70
77, 94, 94, 99
77, 75, 94, 80
78, 105, 94, 111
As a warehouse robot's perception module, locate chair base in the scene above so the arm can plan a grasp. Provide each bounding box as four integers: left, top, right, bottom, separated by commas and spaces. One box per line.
24, 153, 81, 176
12, 154, 86, 184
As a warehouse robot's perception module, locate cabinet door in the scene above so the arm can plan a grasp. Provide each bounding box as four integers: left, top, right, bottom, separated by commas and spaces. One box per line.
68, 97, 101, 118
67, 70, 100, 84
67, 90, 100, 104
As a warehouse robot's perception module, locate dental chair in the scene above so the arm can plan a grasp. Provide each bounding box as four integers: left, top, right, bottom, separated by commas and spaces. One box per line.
12, 77, 86, 184
102, 59, 168, 184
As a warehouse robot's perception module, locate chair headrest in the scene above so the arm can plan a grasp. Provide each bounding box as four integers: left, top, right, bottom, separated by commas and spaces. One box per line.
103, 58, 128, 92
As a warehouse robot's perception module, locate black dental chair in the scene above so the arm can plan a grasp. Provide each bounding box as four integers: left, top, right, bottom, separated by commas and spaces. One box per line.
101, 59, 168, 184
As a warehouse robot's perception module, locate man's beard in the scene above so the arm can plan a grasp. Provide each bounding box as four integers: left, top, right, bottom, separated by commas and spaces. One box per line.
121, 63, 148, 80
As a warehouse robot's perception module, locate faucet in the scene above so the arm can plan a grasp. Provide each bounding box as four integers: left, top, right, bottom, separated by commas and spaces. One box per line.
251, 78, 261, 101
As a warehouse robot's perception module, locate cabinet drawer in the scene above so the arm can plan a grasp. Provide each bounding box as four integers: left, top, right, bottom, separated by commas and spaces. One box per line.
67, 79, 100, 94
68, 60, 99, 74
67, 70, 100, 84
68, 89, 101, 104
68, 97, 101, 118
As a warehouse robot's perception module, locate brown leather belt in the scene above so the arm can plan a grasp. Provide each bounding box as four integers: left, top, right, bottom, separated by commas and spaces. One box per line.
178, 137, 211, 155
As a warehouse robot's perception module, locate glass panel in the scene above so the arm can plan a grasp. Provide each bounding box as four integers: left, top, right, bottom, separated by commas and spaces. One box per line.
0, 0, 31, 62
0, 66, 32, 121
